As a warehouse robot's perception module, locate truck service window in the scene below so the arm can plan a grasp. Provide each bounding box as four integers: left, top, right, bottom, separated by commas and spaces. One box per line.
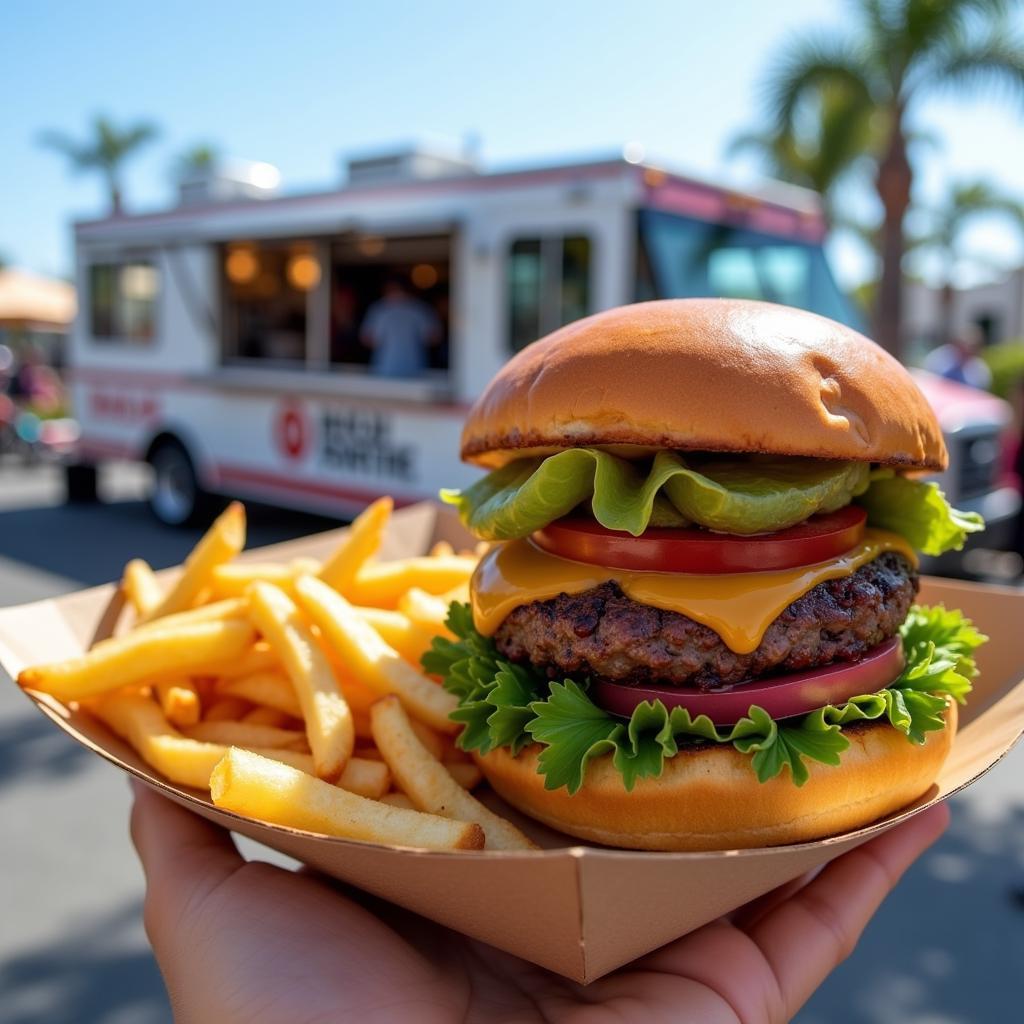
88, 261, 158, 343
221, 241, 312, 366
507, 235, 591, 351
635, 210, 858, 328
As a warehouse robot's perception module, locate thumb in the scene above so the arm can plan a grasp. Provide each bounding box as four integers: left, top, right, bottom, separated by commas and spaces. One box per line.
130, 780, 243, 948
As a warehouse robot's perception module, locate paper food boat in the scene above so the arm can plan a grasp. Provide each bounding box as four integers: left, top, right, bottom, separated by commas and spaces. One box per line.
2, 502, 1022, 983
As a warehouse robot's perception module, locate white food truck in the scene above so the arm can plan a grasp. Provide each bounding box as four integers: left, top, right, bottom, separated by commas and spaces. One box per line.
66, 146, 1016, 548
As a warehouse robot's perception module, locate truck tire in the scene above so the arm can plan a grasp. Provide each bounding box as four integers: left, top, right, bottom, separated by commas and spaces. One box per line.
64, 463, 98, 504
148, 440, 209, 527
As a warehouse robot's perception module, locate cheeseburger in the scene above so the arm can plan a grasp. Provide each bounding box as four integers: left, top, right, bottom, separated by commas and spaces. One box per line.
426, 299, 986, 851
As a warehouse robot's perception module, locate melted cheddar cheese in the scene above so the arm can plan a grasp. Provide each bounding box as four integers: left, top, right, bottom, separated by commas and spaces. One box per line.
470, 529, 918, 654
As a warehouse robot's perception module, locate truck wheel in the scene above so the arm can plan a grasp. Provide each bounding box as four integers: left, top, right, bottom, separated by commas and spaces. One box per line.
148, 441, 208, 526
64, 463, 98, 504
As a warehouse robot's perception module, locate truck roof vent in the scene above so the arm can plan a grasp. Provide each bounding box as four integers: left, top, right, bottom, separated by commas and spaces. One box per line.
345, 143, 480, 187
177, 160, 282, 207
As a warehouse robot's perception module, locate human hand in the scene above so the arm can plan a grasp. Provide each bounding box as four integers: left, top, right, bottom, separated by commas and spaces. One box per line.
130, 781, 948, 1024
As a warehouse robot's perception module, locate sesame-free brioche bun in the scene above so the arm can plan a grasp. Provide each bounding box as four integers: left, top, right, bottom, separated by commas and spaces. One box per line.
461, 299, 947, 472
474, 702, 955, 851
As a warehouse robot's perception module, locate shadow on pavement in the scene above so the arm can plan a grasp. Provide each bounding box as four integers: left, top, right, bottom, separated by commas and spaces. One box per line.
0, 498, 343, 589
798, 794, 1024, 1023
0, 900, 170, 1024
0, 706, 92, 792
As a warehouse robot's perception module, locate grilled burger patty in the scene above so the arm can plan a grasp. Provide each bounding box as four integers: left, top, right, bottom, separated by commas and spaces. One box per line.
493, 552, 918, 690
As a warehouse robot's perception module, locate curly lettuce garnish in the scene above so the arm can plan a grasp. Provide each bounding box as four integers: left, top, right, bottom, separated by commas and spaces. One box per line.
424, 603, 986, 792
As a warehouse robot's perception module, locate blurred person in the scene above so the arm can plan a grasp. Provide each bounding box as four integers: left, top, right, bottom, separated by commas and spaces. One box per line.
360, 276, 441, 379
130, 781, 949, 1024
924, 325, 992, 390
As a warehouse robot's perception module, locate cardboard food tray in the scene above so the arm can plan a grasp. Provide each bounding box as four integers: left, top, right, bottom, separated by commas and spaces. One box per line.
3, 501, 1023, 983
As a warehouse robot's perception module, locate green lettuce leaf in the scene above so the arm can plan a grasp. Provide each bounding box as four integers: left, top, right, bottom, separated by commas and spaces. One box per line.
428, 603, 985, 793
856, 471, 985, 556
442, 448, 872, 539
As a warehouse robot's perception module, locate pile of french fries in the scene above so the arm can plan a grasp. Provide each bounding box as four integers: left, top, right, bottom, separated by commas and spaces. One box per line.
19, 499, 536, 852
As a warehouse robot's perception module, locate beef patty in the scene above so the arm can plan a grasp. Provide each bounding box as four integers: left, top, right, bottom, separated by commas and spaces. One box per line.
493, 552, 917, 690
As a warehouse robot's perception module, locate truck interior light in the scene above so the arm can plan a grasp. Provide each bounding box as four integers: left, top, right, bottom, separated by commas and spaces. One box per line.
287, 254, 322, 292
411, 263, 438, 289
226, 247, 259, 284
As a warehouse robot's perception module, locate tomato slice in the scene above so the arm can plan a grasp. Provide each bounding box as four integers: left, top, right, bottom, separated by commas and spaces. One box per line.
532, 506, 866, 574
591, 637, 905, 727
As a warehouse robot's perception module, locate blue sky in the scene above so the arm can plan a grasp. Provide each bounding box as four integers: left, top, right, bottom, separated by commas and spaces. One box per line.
4, 0, 1024, 288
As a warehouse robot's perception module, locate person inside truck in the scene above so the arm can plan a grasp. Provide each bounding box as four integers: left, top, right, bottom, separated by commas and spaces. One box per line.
360, 275, 441, 378
924, 325, 993, 390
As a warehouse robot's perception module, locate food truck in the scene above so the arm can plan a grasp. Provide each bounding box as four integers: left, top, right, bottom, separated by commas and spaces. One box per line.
67, 146, 1015, 542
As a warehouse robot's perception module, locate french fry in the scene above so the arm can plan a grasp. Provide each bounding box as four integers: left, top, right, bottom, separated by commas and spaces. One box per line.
343, 556, 476, 608
216, 643, 279, 680
140, 502, 246, 622
210, 748, 483, 850
209, 562, 294, 600
371, 697, 535, 851
242, 706, 291, 728
122, 558, 163, 618
406, 717, 445, 761
354, 607, 436, 665
318, 496, 393, 591
289, 557, 321, 576
204, 697, 252, 722
441, 582, 470, 606
398, 587, 454, 639
132, 598, 248, 636
247, 582, 354, 782
183, 721, 306, 750
18, 619, 257, 702
93, 693, 384, 796
446, 761, 483, 790
154, 678, 201, 728
294, 575, 458, 734
378, 792, 416, 809
219, 672, 302, 718
429, 540, 454, 558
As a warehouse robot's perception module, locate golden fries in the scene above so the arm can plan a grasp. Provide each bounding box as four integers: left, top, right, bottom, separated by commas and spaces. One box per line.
93, 693, 384, 796
154, 678, 201, 728
211, 748, 484, 850
140, 502, 246, 622
342, 556, 476, 608
219, 672, 302, 718
210, 562, 294, 600
294, 575, 458, 734
19, 619, 257, 702
122, 558, 163, 618
398, 587, 454, 638
355, 607, 435, 665
318, 496, 393, 591
371, 697, 535, 850
247, 582, 354, 781
216, 644, 279, 680
132, 597, 248, 635
204, 697, 252, 722
378, 792, 416, 809
446, 762, 483, 790
21, 495, 554, 852
183, 721, 306, 750
242, 706, 291, 728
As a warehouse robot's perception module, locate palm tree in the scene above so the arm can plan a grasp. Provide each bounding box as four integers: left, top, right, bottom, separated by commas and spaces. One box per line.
728, 83, 875, 224
915, 180, 1024, 338
175, 143, 218, 182
39, 115, 159, 216
762, 0, 1024, 359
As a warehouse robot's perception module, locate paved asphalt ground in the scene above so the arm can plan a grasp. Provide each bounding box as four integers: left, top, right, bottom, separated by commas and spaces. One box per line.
1, 461, 1022, 1024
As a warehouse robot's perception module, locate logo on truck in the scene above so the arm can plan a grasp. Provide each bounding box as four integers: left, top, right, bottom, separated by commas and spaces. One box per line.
275, 401, 310, 461
320, 409, 415, 481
